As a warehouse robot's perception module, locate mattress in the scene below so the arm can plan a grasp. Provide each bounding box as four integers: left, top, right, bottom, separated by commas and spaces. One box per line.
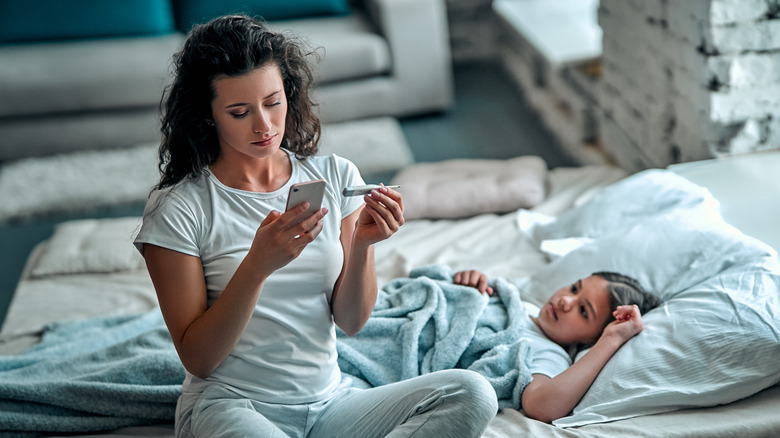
2, 163, 780, 438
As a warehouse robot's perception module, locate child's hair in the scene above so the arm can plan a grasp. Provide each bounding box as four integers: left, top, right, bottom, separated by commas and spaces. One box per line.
593, 271, 661, 322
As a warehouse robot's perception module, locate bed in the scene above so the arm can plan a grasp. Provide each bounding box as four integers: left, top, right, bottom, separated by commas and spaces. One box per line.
2, 156, 780, 438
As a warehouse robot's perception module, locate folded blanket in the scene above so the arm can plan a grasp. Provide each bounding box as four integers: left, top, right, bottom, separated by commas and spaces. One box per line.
0, 310, 182, 436
337, 264, 533, 409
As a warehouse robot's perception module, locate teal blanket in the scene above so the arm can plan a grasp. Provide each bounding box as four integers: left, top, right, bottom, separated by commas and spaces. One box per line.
0, 310, 182, 436
0, 265, 532, 435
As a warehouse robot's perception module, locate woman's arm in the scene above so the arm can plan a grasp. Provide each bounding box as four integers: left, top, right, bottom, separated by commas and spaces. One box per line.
521, 305, 644, 423
332, 186, 404, 336
144, 203, 327, 378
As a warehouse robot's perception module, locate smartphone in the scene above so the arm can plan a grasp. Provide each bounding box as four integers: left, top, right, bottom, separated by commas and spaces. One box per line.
286, 179, 327, 215
342, 184, 400, 197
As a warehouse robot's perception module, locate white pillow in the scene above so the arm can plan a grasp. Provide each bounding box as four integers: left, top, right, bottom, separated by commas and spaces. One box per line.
518, 169, 780, 427
31, 217, 145, 277
530, 169, 719, 244
391, 156, 547, 220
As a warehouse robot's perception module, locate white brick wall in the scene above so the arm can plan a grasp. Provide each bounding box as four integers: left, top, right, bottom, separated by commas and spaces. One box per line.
493, 0, 780, 171
598, 0, 780, 170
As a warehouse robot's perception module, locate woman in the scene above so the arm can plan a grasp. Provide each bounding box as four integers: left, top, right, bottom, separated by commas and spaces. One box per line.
454, 270, 660, 423
134, 14, 497, 438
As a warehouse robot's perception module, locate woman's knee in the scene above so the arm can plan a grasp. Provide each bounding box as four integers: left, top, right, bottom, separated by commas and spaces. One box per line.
449, 370, 497, 407
426, 369, 498, 421
429, 370, 498, 436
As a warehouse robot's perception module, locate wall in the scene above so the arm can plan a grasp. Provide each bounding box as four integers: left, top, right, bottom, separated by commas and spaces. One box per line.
492, 0, 780, 171
446, 0, 499, 63
598, 0, 780, 170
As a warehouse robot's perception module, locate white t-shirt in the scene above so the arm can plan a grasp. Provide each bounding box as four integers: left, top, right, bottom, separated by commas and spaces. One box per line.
134, 150, 365, 403
521, 302, 572, 378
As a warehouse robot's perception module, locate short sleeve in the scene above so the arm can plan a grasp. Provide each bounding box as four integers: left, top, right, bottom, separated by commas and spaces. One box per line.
133, 189, 202, 257
522, 303, 572, 378
528, 349, 571, 378
332, 155, 366, 219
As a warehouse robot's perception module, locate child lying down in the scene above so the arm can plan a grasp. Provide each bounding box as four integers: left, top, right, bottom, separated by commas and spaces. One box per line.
453, 269, 660, 423
336, 265, 660, 424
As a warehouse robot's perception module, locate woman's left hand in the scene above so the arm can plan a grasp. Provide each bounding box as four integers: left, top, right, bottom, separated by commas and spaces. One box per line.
354, 185, 404, 247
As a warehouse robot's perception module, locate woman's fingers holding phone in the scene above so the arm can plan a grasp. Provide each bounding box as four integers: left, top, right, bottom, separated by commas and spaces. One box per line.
249, 207, 328, 273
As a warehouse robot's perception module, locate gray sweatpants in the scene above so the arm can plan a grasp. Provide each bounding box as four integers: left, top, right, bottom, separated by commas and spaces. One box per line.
175, 369, 498, 438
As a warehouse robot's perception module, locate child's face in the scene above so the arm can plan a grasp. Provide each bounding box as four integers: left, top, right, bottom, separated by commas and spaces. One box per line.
532, 275, 612, 348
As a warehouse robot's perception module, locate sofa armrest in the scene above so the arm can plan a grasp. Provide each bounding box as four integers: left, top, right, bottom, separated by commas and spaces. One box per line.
362, 0, 454, 113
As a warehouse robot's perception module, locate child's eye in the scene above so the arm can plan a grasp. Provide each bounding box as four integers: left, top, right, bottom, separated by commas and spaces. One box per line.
580, 306, 588, 318
570, 284, 578, 294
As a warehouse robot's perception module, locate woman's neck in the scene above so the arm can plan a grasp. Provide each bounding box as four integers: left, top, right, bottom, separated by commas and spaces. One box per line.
210, 148, 292, 193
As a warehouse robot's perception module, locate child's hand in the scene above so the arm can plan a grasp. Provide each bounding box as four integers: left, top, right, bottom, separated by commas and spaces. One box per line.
453, 270, 493, 295
601, 304, 644, 345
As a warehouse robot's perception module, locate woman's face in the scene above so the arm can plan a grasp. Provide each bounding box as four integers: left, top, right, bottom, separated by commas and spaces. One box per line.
532, 275, 612, 348
210, 63, 288, 160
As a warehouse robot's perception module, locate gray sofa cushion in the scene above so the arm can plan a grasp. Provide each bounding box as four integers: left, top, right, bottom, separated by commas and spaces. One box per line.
0, 12, 389, 119
272, 14, 390, 85
0, 109, 161, 161
0, 34, 184, 118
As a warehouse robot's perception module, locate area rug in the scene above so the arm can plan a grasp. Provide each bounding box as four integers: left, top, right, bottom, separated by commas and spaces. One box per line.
0, 117, 414, 223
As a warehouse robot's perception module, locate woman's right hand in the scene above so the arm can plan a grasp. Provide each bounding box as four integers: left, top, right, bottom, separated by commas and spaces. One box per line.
248, 202, 328, 275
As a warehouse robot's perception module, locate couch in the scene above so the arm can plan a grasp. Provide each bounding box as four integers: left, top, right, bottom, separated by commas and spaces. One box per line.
0, 0, 453, 163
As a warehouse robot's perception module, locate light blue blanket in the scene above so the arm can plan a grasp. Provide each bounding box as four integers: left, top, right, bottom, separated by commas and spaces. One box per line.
0, 309, 182, 436
337, 264, 533, 409
0, 265, 533, 435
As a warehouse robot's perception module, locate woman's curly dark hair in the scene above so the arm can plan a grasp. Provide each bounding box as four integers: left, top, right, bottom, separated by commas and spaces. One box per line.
156, 14, 320, 190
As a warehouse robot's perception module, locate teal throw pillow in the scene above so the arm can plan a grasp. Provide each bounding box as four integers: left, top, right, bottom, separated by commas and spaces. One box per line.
0, 0, 176, 44
173, 0, 351, 32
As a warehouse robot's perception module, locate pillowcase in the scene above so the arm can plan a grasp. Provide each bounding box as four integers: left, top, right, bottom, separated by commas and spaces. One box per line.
173, 0, 351, 32
517, 169, 780, 427
391, 156, 548, 220
0, 0, 175, 44
31, 217, 146, 277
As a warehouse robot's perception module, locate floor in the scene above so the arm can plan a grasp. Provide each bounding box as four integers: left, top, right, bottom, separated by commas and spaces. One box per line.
0, 61, 576, 328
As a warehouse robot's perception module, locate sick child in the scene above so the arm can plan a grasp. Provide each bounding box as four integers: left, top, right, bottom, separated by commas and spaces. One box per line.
454, 269, 661, 423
